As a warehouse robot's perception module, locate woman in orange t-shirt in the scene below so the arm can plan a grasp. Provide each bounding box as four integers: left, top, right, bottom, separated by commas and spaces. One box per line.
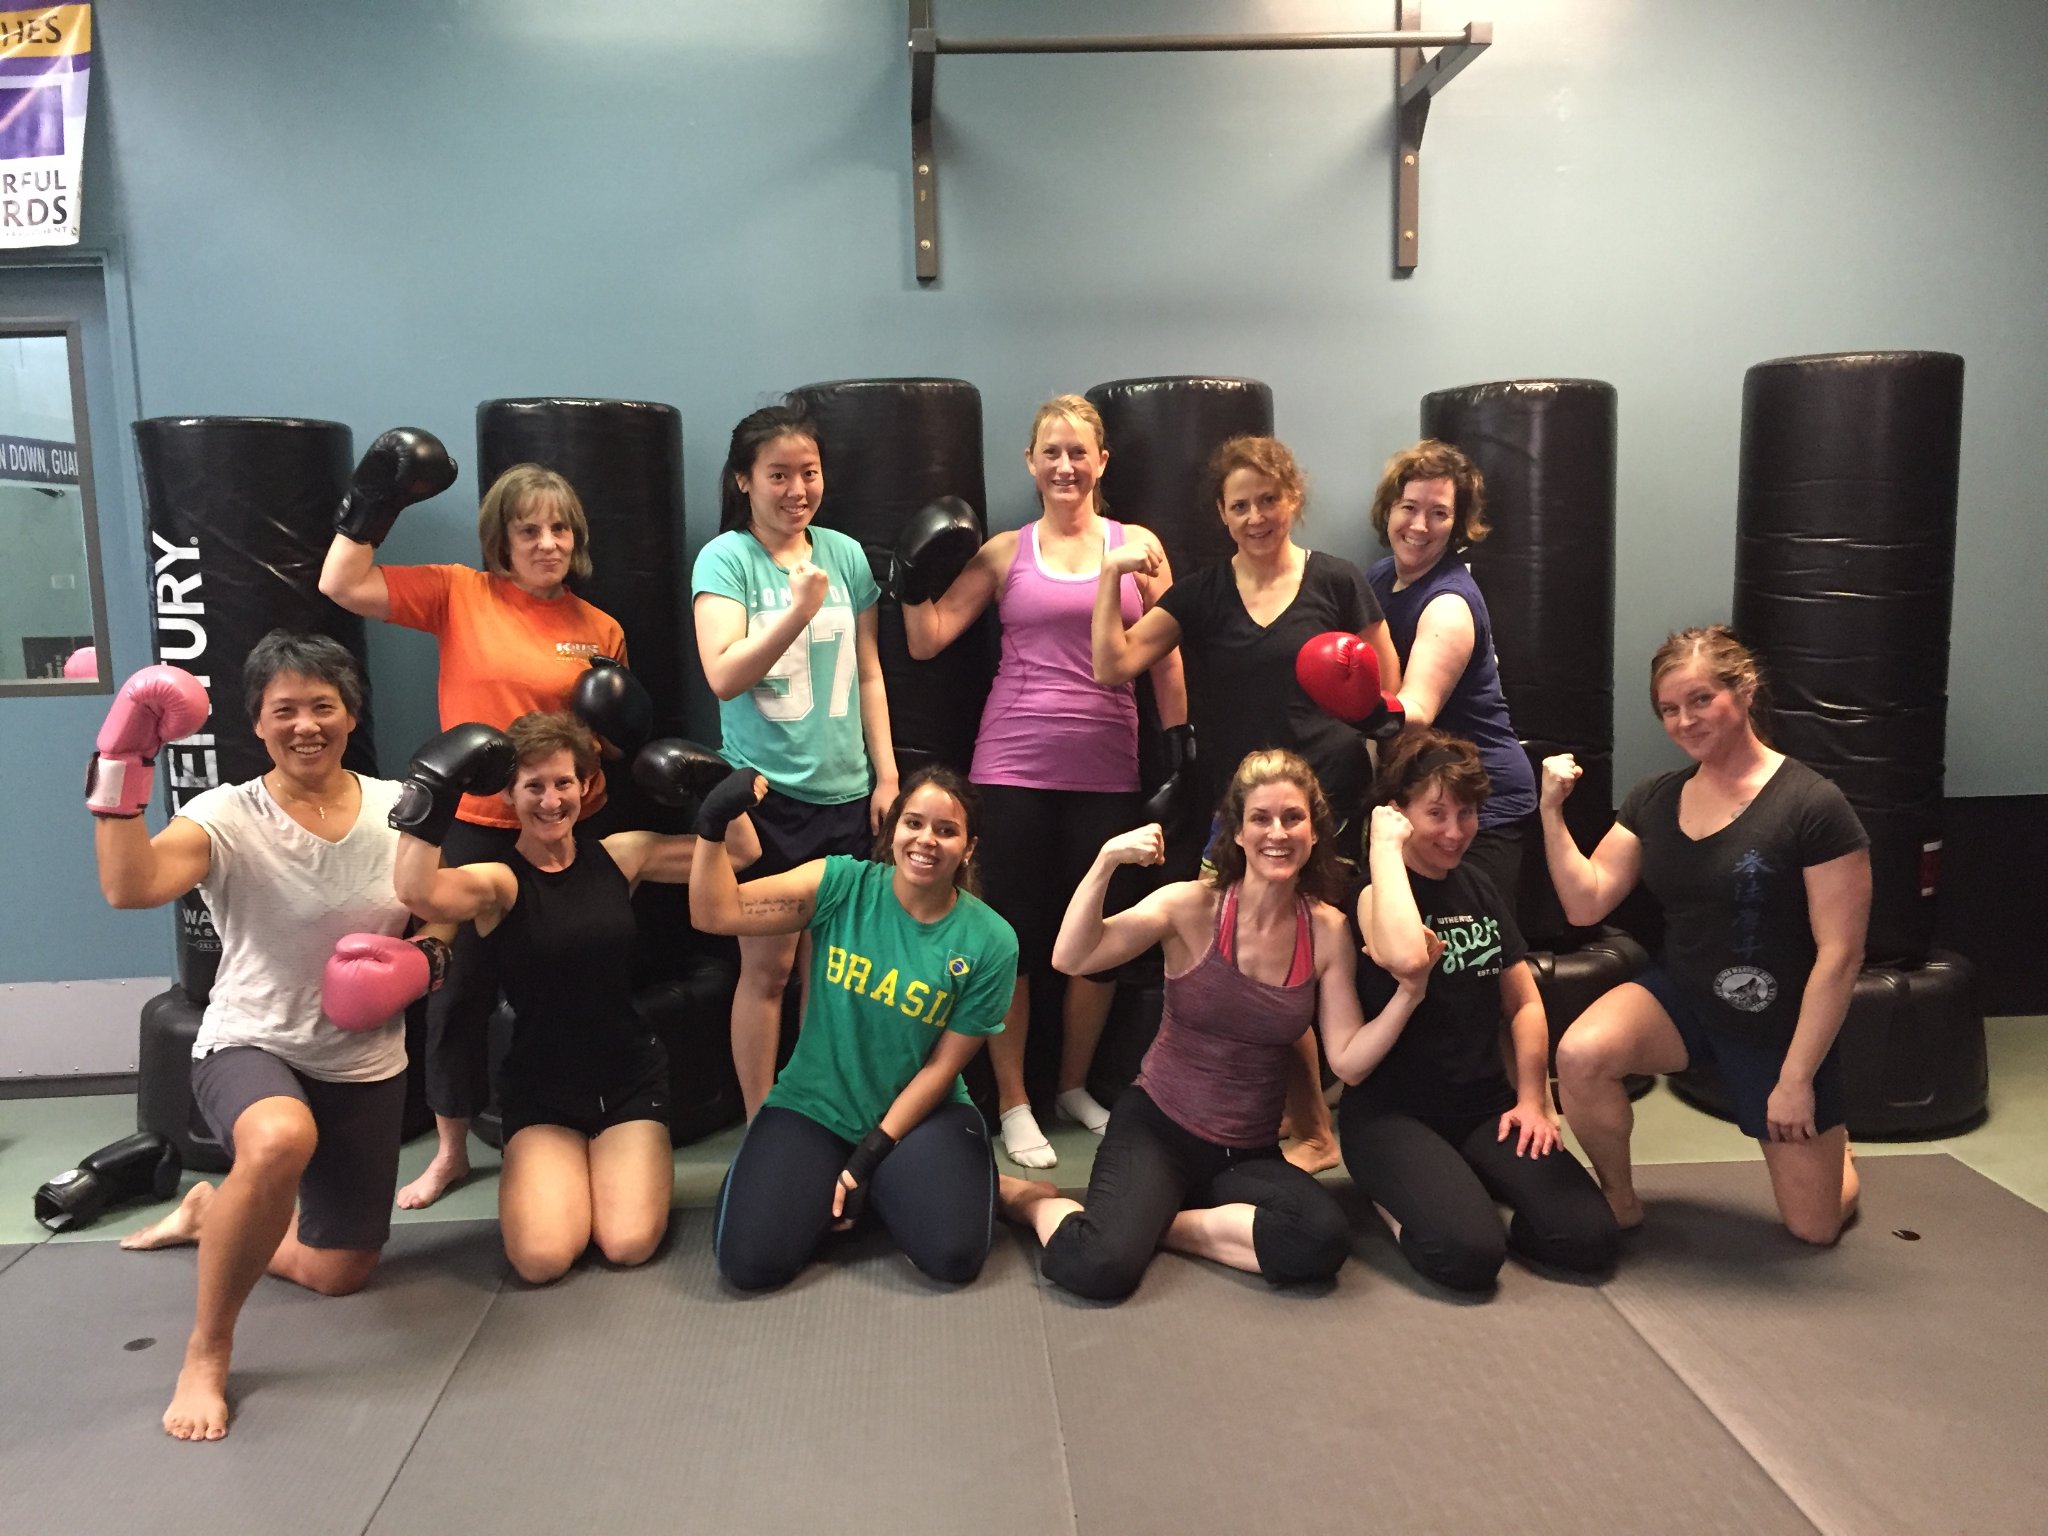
320, 462, 628, 1208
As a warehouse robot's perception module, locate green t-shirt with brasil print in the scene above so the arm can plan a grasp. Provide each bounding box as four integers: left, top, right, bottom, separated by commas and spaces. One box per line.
763, 856, 1019, 1143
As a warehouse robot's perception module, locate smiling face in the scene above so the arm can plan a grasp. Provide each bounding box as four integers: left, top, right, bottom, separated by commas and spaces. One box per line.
1234, 779, 1317, 883
1027, 413, 1106, 517
738, 433, 823, 543
1654, 658, 1753, 763
1385, 474, 1458, 582
506, 492, 576, 597
1219, 466, 1300, 559
254, 670, 354, 784
1397, 781, 1479, 879
506, 747, 585, 845
889, 782, 975, 891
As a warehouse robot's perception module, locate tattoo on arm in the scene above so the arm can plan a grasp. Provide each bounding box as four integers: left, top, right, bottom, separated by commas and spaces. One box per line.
739, 894, 806, 919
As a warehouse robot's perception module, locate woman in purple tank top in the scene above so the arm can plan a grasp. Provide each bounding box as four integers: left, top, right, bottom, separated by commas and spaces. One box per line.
999, 750, 1436, 1302
901, 395, 1188, 1172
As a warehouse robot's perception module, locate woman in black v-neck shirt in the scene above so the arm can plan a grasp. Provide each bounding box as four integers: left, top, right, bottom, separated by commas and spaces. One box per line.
1540, 627, 1870, 1244
1089, 435, 1399, 1170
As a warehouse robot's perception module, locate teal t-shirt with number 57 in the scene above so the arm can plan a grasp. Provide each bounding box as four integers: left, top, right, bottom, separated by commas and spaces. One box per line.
690, 524, 879, 806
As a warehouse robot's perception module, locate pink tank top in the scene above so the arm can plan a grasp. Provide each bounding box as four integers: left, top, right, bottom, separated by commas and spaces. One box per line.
1136, 884, 1318, 1148
969, 519, 1144, 791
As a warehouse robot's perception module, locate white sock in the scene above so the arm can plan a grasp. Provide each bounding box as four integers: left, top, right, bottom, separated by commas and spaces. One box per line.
999, 1105, 1056, 1169
1054, 1088, 1111, 1135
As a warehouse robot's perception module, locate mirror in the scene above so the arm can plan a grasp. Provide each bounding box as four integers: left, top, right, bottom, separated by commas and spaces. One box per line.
0, 320, 108, 692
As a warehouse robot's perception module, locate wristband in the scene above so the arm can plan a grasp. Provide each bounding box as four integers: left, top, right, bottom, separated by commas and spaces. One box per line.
836, 1126, 898, 1224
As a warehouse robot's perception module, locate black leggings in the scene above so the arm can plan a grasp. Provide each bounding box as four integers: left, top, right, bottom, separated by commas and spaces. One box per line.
1338, 1091, 1618, 1291
971, 783, 1146, 971
1040, 1086, 1350, 1302
714, 1103, 995, 1291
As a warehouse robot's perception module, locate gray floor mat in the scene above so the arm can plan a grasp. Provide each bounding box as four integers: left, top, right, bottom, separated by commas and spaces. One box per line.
0, 1240, 34, 1278
0, 1220, 505, 1536
1034, 1201, 1818, 1536
1614, 1154, 2048, 1536
365, 1208, 1075, 1536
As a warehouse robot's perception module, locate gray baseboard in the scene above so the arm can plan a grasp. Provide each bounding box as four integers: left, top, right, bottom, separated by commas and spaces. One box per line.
0, 977, 169, 1080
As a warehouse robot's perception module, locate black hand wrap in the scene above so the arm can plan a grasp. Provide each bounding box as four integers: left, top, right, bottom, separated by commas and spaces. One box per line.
836, 1126, 898, 1224
1359, 694, 1406, 743
334, 427, 458, 547
389, 723, 517, 847
413, 935, 452, 992
694, 767, 763, 843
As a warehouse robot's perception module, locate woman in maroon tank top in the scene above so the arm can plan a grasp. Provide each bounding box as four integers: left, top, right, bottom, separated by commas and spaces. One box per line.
998, 750, 1437, 1301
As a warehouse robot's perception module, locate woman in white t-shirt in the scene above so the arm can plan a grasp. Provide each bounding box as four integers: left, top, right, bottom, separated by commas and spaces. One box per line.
93, 630, 440, 1445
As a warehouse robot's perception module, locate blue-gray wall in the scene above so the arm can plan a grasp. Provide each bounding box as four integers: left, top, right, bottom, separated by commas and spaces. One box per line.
3, 0, 2043, 999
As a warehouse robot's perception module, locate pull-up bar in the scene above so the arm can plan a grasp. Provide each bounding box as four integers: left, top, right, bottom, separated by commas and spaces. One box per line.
907, 2, 1493, 281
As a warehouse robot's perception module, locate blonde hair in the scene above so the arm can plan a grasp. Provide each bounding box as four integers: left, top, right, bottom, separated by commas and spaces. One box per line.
1204, 748, 1343, 904
1027, 393, 1107, 456
1649, 625, 1772, 744
477, 464, 593, 583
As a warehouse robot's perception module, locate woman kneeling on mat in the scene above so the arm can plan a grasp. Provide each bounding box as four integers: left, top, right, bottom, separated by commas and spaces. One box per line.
1342, 731, 1619, 1291
691, 765, 1019, 1291
101, 632, 441, 1441
1003, 751, 1430, 1302
391, 712, 757, 1284
1543, 626, 1869, 1242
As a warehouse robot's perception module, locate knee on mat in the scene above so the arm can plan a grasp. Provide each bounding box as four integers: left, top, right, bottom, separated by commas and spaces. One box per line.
303, 1251, 380, 1297
715, 1241, 802, 1293
1782, 1209, 1846, 1248
594, 1221, 666, 1270
904, 1232, 990, 1287
507, 1236, 582, 1286
1255, 1204, 1351, 1285
1513, 1214, 1621, 1275
1041, 1236, 1145, 1303
1402, 1223, 1506, 1292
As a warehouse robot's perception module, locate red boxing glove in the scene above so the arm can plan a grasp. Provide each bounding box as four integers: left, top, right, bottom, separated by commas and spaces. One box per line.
1294, 632, 1385, 723
85, 665, 210, 819
322, 934, 450, 1032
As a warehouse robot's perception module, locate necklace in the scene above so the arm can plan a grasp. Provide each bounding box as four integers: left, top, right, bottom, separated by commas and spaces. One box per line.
269, 771, 350, 822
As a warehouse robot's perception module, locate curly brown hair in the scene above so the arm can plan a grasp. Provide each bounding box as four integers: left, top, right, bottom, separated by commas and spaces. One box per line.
1209, 434, 1307, 516
1204, 748, 1344, 904
1374, 728, 1492, 809
506, 711, 599, 781
1367, 438, 1489, 549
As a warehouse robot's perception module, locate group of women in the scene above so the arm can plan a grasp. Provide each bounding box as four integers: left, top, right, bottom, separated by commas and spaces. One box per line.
86, 390, 1871, 1442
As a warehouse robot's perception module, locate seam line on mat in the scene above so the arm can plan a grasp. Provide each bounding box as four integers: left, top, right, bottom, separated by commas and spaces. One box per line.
1024, 1231, 1084, 1536
356, 1235, 512, 1536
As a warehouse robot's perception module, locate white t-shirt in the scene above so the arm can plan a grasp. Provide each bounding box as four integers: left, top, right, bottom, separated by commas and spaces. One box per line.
179, 774, 411, 1082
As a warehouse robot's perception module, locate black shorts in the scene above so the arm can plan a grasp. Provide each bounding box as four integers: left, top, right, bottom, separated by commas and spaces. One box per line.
1638, 966, 1846, 1140
191, 1046, 404, 1251
741, 788, 872, 881
497, 1040, 672, 1143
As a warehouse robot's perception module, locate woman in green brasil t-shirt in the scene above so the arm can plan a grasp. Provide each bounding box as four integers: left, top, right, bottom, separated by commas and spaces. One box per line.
690, 764, 1020, 1290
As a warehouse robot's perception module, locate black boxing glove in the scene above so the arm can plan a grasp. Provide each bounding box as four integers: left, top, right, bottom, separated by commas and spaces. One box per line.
570, 656, 654, 755
1142, 723, 1202, 835
632, 738, 729, 813
334, 427, 459, 548
835, 1126, 898, 1224
390, 723, 518, 846
888, 496, 982, 605
694, 767, 765, 843
34, 1133, 181, 1233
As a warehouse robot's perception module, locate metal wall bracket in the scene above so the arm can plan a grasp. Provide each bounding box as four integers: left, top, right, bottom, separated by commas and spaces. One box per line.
906, 1, 1491, 283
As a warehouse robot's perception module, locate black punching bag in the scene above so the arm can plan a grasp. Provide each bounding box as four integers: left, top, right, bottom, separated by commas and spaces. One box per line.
132, 417, 376, 1002
1733, 352, 1964, 967
1423, 380, 1618, 942
476, 399, 688, 735
793, 378, 994, 777
1084, 377, 1273, 584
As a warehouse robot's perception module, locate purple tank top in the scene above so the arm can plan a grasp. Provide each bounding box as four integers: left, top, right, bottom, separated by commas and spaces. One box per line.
1136, 884, 1318, 1148
970, 520, 1144, 791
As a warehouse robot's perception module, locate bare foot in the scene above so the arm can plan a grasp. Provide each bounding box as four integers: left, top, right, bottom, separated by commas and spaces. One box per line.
122, 1181, 214, 1251
396, 1153, 470, 1211
996, 1174, 1059, 1222
1602, 1185, 1645, 1231
163, 1337, 231, 1441
1283, 1136, 1341, 1175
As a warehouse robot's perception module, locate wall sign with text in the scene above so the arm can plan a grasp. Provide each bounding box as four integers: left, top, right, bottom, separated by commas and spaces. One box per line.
0, 5, 90, 248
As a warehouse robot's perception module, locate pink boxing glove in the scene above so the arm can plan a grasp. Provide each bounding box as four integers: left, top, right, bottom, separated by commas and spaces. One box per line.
84, 665, 210, 819
322, 934, 450, 1031
62, 645, 98, 679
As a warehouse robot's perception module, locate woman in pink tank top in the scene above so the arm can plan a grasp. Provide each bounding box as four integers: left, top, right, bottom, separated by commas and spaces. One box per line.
901, 395, 1188, 1172
998, 749, 1438, 1302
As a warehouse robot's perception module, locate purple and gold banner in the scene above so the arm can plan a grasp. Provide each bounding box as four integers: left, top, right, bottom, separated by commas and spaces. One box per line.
0, 5, 89, 247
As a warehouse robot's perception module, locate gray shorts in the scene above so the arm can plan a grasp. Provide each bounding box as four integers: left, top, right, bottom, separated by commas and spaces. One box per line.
191, 1046, 405, 1251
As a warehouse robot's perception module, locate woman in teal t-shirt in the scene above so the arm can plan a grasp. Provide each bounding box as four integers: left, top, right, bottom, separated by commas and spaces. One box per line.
690, 765, 1019, 1291
691, 401, 900, 1122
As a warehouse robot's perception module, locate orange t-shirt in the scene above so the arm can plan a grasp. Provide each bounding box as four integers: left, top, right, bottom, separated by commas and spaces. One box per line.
383, 564, 627, 829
